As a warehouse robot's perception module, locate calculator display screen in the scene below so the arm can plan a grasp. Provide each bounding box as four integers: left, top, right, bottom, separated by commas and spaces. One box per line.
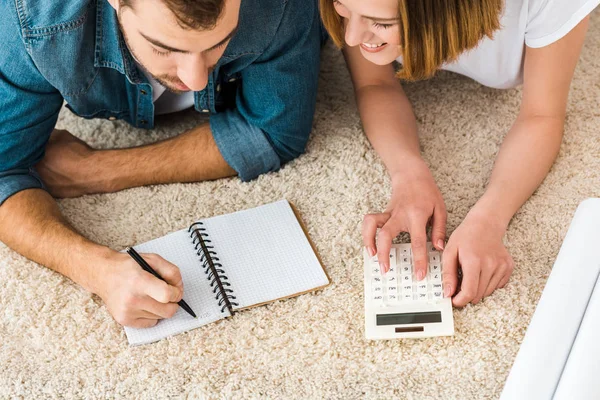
376, 312, 442, 325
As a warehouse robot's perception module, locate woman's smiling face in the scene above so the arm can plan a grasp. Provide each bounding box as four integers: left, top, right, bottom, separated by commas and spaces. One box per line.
333, 0, 402, 65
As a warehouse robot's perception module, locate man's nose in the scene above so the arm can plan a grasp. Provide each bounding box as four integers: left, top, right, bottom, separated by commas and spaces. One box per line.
177, 54, 208, 91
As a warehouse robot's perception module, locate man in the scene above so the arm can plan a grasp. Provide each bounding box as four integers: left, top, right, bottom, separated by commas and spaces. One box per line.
0, 0, 323, 327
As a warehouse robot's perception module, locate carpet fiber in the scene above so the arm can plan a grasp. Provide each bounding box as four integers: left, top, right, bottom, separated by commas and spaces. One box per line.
2, 10, 600, 400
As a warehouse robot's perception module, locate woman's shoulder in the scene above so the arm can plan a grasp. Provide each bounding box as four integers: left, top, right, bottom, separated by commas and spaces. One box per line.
522, 0, 599, 48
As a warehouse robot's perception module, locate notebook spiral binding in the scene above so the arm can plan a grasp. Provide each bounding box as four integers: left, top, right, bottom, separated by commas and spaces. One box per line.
188, 222, 239, 314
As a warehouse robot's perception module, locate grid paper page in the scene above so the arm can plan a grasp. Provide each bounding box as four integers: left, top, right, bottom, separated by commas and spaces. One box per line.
201, 200, 329, 309
124, 228, 229, 346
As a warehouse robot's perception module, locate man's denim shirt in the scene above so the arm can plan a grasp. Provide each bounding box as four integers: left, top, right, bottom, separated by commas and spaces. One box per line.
0, 0, 323, 206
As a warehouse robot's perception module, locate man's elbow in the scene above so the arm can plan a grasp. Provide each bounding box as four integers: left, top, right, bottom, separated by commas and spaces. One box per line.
270, 127, 312, 165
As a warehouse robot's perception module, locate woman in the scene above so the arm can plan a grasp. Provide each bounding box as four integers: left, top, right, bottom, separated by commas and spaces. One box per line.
320, 0, 598, 306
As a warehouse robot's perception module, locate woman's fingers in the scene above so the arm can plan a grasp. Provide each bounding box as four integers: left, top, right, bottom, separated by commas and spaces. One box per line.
452, 258, 481, 307
362, 213, 391, 256
473, 263, 494, 304
408, 219, 429, 281
483, 269, 504, 299
431, 203, 447, 251
441, 243, 459, 298
376, 217, 403, 274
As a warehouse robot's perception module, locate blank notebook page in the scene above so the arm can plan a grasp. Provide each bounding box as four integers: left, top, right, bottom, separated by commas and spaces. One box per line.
124, 229, 228, 346
201, 200, 329, 309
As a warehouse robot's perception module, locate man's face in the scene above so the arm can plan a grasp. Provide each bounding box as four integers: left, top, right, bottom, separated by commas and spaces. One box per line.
109, 0, 241, 93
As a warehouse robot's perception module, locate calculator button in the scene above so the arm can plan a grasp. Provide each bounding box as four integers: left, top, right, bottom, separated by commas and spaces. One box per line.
399, 245, 411, 256
372, 285, 384, 294
402, 284, 413, 292
430, 273, 442, 283
372, 267, 382, 276
387, 285, 398, 295
389, 248, 397, 267
402, 292, 414, 301
388, 265, 396, 275
417, 283, 428, 293
400, 264, 412, 275
417, 293, 428, 300
430, 262, 441, 274
432, 283, 443, 291
432, 291, 443, 300
372, 295, 384, 305
386, 294, 399, 303
372, 277, 383, 286
386, 275, 398, 283
400, 256, 410, 264
429, 254, 440, 263
402, 275, 413, 284
428, 244, 436, 252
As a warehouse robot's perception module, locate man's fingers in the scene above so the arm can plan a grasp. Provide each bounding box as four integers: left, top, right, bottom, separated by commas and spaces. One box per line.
442, 245, 459, 298
143, 273, 183, 304
452, 260, 481, 307
408, 220, 429, 281
130, 318, 159, 329
362, 213, 391, 257
135, 309, 165, 320
139, 296, 180, 319
431, 204, 447, 251
142, 253, 184, 290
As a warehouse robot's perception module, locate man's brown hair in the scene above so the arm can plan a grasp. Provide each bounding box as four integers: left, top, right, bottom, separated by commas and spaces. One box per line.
320, 0, 504, 81
121, 0, 225, 30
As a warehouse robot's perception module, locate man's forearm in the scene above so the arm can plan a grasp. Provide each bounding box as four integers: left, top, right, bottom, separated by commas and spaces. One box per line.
94, 122, 236, 193
0, 189, 115, 294
473, 115, 564, 226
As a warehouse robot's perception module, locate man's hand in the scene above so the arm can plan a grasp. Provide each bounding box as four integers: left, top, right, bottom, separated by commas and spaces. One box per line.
362, 159, 447, 280
442, 209, 514, 307
35, 129, 101, 198
96, 252, 184, 328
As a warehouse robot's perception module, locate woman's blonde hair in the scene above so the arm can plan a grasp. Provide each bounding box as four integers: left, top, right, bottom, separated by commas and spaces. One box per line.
320, 0, 504, 81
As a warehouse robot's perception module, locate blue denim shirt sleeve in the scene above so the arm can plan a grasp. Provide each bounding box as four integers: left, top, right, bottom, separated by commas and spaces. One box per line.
0, 3, 63, 206
210, 0, 322, 182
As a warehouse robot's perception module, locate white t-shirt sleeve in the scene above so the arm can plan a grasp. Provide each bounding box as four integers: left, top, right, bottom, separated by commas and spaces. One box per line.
525, 0, 600, 48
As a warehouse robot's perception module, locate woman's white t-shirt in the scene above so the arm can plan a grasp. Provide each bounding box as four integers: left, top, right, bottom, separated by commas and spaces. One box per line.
396, 0, 599, 88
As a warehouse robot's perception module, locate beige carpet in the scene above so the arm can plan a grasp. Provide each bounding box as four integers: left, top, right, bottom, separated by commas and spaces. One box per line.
2, 11, 600, 400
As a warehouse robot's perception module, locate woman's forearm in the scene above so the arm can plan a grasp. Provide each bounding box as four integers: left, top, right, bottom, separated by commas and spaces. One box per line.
356, 84, 425, 176
472, 115, 564, 227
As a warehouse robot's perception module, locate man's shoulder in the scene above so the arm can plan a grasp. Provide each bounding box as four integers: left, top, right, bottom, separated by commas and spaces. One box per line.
5, 0, 96, 35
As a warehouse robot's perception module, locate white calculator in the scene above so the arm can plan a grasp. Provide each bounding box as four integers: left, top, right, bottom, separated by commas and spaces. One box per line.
364, 242, 454, 339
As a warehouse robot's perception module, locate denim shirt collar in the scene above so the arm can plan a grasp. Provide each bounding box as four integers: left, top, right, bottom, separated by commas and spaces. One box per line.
94, 0, 146, 84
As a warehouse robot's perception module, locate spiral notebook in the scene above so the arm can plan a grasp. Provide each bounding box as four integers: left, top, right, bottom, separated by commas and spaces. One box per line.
123, 199, 330, 345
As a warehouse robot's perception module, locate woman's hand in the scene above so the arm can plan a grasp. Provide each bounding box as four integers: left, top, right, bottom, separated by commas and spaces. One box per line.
442, 208, 514, 306
362, 158, 447, 281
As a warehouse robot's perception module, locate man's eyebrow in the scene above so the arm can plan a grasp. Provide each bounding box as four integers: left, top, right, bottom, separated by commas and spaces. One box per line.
140, 32, 190, 53
139, 24, 239, 54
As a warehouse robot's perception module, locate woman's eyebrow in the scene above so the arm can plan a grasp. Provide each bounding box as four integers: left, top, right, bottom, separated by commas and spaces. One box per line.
335, 0, 399, 22
364, 16, 399, 22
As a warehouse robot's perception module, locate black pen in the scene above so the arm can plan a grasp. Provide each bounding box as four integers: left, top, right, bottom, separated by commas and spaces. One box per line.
125, 246, 197, 319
